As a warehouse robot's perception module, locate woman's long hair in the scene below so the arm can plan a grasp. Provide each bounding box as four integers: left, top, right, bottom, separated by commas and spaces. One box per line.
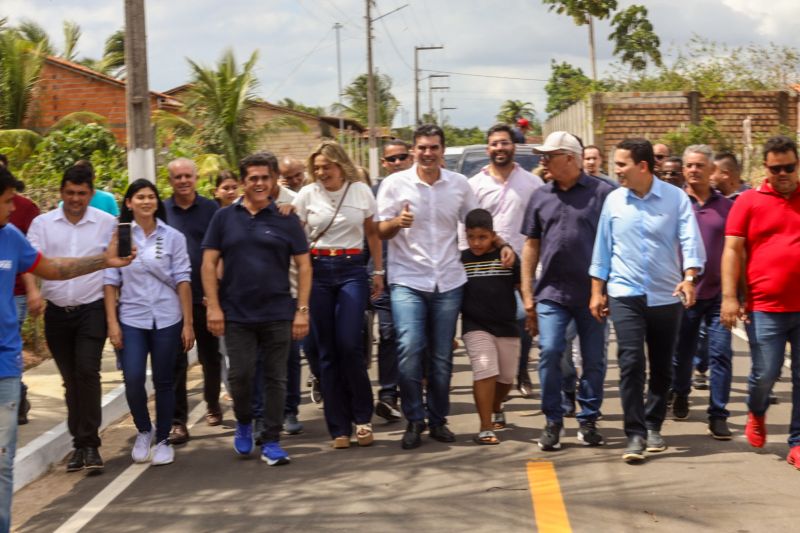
119, 178, 168, 223
306, 140, 362, 184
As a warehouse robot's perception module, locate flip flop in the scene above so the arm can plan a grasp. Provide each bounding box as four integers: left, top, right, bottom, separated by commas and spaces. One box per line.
474, 430, 500, 445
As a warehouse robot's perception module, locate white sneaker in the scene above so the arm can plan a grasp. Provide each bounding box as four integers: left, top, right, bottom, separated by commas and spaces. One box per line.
131, 430, 153, 463
151, 439, 174, 466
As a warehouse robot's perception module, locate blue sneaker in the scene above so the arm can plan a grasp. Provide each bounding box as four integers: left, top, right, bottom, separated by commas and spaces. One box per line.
234, 422, 253, 455
261, 441, 290, 466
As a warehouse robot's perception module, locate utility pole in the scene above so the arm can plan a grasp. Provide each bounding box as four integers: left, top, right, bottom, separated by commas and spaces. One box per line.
334, 22, 344, 143
365, 0, 378, 178
427, 74, 448, 121
440, 98, 456, 125
414, 45, 443, 125
124, 0, 155, 183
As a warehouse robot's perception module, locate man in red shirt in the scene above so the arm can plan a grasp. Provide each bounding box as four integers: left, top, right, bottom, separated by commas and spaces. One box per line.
721, 135, 800, 469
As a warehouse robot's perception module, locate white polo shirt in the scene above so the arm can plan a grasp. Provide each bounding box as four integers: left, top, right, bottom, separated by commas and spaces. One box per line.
27, 206, 117, 307
468, 162, 544, 254
377, 165, 477, 293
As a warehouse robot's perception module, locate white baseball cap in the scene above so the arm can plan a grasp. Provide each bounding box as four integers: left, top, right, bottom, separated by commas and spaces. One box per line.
533, 131, 583, 155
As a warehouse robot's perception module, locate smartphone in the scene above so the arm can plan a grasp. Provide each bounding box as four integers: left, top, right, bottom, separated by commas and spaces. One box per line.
117, 223, 132, 257
678, 291, 687, 306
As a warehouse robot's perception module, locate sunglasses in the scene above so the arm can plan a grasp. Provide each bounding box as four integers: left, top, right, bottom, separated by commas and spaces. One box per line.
766, 163, 797, 174
383, 153, 410, 163
541, 152, 568, 161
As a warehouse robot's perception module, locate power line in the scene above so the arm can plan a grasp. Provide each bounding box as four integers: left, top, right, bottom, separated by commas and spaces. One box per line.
266, 28, 334, 99
376, 5, 413, 71
420, 68, 548, 82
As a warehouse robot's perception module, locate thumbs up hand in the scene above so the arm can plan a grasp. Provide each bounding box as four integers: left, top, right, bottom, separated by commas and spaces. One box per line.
397, 202, 414, 229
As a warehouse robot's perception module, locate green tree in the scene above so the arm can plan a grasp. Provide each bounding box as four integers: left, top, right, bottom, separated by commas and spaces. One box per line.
659, 118, 734, 156
541, 0, 617, 80
276, 98, 325, 116
609, 5, 661, 72
544, 60, 598, 114
496, 100, 542, 134
333, 71, 399, 127
185, 48, 262, 168
81, 29, 125, 78
0, 30, 45, 129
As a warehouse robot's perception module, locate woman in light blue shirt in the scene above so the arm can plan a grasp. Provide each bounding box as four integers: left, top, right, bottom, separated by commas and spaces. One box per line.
104, 179, 194, 466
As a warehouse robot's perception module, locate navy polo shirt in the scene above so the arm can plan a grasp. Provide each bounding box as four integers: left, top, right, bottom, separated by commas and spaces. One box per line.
521, 172, 616, 307
202, 200, 308, 323
164, 194, 219, 304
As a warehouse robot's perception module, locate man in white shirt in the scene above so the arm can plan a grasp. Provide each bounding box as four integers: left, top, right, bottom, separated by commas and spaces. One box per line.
26, 166, 117, 474
377, 124, 512, 449
469, 124, 544, 399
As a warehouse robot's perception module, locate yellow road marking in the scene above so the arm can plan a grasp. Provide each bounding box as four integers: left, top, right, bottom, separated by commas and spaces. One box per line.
527, 461, 572, 533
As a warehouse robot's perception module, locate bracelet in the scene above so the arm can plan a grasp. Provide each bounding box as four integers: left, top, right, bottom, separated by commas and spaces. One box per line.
372, 270, 385, 276
296, 306, 309, 314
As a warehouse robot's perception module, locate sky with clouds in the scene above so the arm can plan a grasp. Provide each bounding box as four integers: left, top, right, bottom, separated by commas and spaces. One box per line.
4, 0, 799, 129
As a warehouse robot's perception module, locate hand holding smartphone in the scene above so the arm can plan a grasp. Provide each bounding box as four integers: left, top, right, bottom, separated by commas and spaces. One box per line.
117, 223, 132, 258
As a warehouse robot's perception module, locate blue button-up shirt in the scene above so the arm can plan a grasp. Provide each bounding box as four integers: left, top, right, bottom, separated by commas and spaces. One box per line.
589, 176, 706, 306
521, 173, 616, 307
104, 219, 191, 329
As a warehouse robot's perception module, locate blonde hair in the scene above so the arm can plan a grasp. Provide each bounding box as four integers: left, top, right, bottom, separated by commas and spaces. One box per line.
307, 140, 360, 184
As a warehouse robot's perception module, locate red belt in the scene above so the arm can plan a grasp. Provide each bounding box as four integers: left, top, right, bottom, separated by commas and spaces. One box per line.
310, 248, 362, 256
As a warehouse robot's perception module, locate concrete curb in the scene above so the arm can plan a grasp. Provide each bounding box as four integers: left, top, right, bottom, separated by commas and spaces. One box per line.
14, 349, 197, 492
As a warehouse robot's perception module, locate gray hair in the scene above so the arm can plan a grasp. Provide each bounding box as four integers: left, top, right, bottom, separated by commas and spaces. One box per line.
683, 144, 713, 162
167, 157, 198, 177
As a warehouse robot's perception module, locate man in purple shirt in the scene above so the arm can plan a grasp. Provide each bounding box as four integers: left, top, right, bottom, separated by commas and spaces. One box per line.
671, 145, 734, 439
520, 131, 616, 451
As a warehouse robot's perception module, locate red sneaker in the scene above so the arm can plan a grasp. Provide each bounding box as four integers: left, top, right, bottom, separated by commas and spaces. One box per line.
745, 412, 766, 448
787, 446, 800, 469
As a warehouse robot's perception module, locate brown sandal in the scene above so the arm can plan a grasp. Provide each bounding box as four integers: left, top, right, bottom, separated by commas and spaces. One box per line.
356, 424, 374, 446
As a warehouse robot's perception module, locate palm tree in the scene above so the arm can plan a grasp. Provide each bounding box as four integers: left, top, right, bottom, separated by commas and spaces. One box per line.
184, 48, 262, 168
332, 71, 399, 127
81, 29, 125, 78
0, 31, 45, 129
496, 100, 535, 124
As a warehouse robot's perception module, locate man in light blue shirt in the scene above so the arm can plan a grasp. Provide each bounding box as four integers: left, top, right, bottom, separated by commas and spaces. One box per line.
589, 138, 705, 464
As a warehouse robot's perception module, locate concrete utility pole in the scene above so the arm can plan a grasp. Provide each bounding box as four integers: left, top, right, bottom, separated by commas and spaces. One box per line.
440, 98, 456, 126
334, 22, 344, 143
124, 0, 156, 183
427, 74, 448, 120
365, 0, 379, 179
414, 45, 443, 125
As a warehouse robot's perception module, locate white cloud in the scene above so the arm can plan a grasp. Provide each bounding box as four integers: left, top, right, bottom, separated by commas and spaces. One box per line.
721, 0, 800, 38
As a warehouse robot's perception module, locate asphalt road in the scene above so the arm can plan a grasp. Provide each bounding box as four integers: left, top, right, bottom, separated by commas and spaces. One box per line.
12, 331, 800, 532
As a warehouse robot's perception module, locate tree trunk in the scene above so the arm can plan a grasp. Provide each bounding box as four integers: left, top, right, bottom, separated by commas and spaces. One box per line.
588, 16, 597, 81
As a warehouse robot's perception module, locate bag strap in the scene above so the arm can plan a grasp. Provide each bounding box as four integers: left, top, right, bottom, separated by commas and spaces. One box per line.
309, 181, 352, 249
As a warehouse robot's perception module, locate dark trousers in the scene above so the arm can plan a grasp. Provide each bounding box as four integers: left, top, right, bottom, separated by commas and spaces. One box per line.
174, 304, 222, 423
252, 338, 301, 418
225, 320, 291, 444
44, 300, 106, 448
609, 296, 683, 439
372, 290, 399, 403
120, 321, 182, 443
310, 255, 374, 438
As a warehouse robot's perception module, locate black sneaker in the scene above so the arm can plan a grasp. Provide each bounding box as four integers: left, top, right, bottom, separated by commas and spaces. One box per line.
623, 435, 646, 463
692, 371, 708, 390
577, 420, 605, 446
66, 448, 85, 472
538, 421, 564, 451
646, 429, 667, 452
309, 376, 322, 404
429, 424, 456, 443
375, 399, 402, 422
708, 417, 733, 440
84, 447, 104, 473
401, 421, 426, 450
672, 394, 689, 420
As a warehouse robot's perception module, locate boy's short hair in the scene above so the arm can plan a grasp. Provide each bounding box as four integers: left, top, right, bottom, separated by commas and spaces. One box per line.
465, 208, 493, 231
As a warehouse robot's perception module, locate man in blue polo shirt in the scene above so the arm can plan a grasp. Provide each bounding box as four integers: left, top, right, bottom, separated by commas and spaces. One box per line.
590, 138, 705, 464
164, 158, 220, 444
521, 131, 616, 451
201, 151, 311, 467
0, 165, 133, 532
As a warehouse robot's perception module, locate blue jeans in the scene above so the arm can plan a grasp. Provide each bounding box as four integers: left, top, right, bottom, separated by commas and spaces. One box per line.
536, 300, 607, 424
0, 377, 20, 533
391, 284, 463, 427
672, 295, 733, 418
694, 324, 709, 373
745, 311, 800, 446
372, 290, 399, 403
311, 255, 374, 438
120, 321, 182, 443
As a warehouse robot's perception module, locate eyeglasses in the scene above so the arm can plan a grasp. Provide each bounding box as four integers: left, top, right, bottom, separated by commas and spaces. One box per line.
383, 154, 410, 163
766, 163, 797, 174
654, 154, 667, 161
541, 152, 568, 162
661, 170, 682, 177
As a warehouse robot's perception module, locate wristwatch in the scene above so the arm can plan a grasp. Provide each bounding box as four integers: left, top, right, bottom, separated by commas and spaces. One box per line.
684, 275, 696, 284
296, 306, 310, 314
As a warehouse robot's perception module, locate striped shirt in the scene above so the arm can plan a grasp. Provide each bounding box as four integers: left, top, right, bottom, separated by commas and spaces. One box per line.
461, 248, 520, 338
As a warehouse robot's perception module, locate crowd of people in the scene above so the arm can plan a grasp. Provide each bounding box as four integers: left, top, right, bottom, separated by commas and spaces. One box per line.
0, 121, 798, 530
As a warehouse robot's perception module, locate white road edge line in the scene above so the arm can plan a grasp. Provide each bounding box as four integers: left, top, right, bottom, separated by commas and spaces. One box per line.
53, 399, 209, 533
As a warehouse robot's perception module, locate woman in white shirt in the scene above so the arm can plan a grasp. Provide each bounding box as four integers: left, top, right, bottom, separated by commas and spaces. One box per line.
104, 179, 194, 466
293, 140, 383, 449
